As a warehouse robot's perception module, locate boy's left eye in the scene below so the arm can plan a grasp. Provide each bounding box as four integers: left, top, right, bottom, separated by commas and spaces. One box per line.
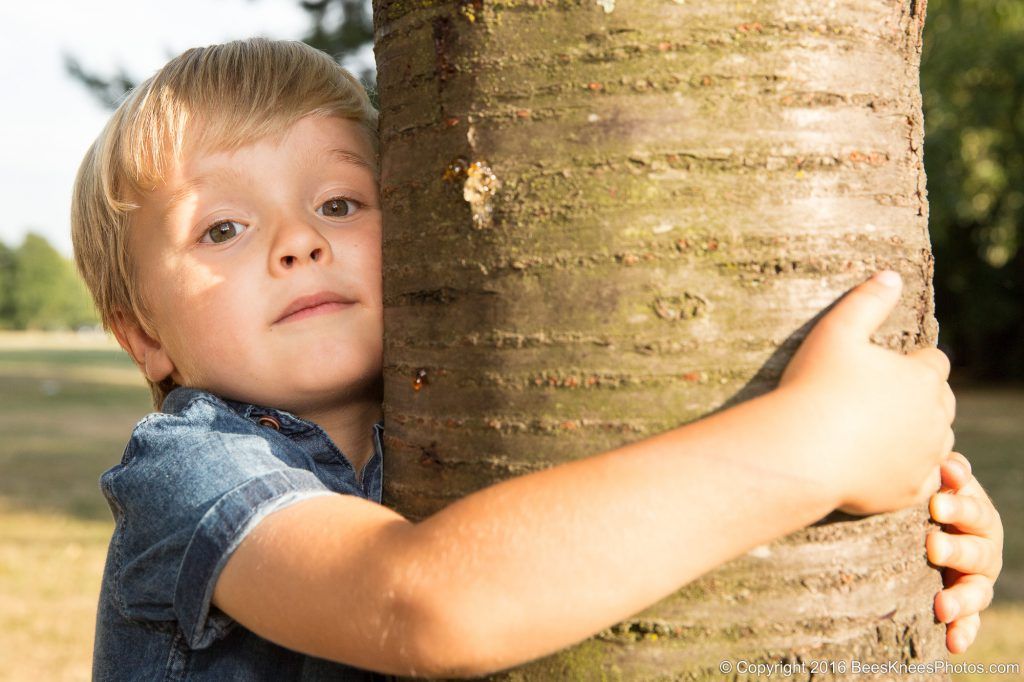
317, 197, 360, 218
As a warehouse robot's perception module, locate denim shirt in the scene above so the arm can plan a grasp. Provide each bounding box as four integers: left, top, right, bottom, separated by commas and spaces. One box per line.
92, 386, 388, 681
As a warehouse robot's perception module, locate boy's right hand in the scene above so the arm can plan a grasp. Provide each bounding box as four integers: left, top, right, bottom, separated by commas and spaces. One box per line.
778, 271, 956, 516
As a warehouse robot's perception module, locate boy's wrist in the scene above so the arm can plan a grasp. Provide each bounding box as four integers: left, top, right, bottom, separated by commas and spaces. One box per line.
757, 385, 848, 514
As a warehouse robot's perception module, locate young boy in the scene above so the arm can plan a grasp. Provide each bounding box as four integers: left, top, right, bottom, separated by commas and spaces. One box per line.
72, 38, 1003, 679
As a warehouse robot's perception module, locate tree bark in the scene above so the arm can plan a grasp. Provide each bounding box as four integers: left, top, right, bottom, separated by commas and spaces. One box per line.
372, 0, 949, 678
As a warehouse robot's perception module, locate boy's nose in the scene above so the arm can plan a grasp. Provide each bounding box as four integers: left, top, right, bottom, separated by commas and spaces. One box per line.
271, 219, 333, 273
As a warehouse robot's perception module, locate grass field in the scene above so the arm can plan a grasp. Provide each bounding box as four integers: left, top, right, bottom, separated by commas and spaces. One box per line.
0, 333, 1020, 680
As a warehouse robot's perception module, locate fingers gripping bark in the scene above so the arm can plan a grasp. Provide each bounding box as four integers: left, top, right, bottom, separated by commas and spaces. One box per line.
778, 272, 957, 515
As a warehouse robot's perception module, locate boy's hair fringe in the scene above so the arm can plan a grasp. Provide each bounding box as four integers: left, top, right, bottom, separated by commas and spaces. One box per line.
70, 38, 378, 411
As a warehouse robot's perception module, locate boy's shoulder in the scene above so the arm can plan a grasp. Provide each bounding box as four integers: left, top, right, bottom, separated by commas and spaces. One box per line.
126, 386, 314, 456
122, 387, 260, 465
94, 387, 356, 658
135, 386, 281, 432
127, 386, 234, 435
107, 387, 326, 499
161, 385, 234, 416
101, 386, 380, 522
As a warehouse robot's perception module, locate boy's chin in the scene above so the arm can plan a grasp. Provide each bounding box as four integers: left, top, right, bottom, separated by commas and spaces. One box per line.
196, 358, 381, 413
255, 371, 382, 413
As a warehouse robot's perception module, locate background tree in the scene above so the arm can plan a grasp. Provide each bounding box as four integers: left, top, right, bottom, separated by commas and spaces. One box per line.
373, 0, 949, 678
4, 233, 98, 331
0, 240, 16, 329
298, 0, 376, 88
922, 0, 1023, 382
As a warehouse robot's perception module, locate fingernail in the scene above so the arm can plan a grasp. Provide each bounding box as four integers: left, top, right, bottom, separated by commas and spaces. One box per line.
875, 270, 901, 288
949, 460, 968, 479
945, 598, 960, 622
952, 632, 967, 651
934, 495, 953, 520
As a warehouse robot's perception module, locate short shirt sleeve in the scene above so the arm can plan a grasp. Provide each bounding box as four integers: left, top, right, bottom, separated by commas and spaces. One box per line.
101, 392, 336, 650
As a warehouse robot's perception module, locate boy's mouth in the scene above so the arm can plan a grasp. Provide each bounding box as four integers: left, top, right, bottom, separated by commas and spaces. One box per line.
274, 291, 356, 324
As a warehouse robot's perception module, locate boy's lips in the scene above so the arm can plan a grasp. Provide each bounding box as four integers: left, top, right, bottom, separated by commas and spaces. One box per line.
274, 291, 355, 324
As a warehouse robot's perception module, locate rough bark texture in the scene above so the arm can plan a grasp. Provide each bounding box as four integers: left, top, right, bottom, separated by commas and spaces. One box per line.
373, 0, 950, 679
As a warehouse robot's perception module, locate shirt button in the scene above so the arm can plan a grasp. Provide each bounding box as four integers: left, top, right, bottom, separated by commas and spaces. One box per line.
256, 415, 281, 431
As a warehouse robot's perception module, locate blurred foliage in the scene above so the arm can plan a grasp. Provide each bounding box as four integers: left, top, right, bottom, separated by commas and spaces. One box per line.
0, 234, 99, 331
0, 241, 16, 323
62, 0, 1024, 380
62, 56, 135, 111
922, 0, 1024, 381
299, 0, 375, 90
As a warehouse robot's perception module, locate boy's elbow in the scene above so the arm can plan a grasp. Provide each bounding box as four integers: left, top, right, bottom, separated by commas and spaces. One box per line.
388, 570, 508, 678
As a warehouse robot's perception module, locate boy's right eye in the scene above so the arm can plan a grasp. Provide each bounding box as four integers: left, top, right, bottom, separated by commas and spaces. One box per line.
201, 220, 247, 244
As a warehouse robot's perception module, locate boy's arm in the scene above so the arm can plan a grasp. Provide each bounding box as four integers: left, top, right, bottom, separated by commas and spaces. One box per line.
213, 273, 955, 677
214, 388, 835, 677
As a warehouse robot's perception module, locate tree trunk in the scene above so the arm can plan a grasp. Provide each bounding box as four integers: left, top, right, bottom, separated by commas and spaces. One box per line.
372, 0, 949, 679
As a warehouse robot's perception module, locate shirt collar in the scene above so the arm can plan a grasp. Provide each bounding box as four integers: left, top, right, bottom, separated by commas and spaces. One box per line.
161, 386, 384, 438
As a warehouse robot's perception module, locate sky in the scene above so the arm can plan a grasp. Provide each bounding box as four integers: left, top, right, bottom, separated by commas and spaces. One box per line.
0, 0, 372, 257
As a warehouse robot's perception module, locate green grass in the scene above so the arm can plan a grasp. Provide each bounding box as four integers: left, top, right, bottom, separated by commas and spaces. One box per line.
0, 343, 152, 681
0, 373, 151, 521
0, 348, 135, 369
0, 341, 1020, 680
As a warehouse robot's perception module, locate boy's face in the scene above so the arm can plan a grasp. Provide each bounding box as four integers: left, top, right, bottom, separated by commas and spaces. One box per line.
125, 114, 382, 413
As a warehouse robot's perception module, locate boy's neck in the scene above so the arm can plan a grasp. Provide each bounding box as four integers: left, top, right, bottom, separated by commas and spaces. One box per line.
298, 394, 383, 484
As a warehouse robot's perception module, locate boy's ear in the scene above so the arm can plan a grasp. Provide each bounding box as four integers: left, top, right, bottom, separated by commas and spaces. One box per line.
110, 310, 177, 384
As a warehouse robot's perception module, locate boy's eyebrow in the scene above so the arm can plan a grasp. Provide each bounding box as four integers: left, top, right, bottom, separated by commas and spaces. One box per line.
166, 166, 247, 212
165, 147, 374, 212
326, 147, 374, 171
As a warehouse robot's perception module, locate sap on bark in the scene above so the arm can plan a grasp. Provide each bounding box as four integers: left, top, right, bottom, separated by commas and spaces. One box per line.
443, 156, 501, 229
412, 368, 428, 392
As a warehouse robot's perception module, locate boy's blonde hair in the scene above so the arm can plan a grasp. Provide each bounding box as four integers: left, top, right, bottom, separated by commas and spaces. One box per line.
71, 38, 378, 410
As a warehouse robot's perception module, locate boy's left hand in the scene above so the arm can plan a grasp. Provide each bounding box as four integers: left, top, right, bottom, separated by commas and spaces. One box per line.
926, 451, 1003, 654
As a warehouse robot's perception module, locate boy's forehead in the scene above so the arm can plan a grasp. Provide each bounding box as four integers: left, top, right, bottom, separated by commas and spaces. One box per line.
180, 115, 375, 174
162, 116, 375, 193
